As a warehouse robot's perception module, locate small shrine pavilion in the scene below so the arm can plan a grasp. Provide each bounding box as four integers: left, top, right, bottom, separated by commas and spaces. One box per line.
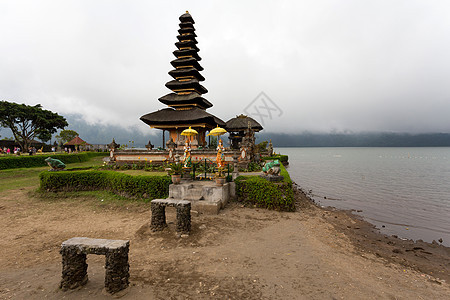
226, 115, 263, 149
140, 11, 225, 149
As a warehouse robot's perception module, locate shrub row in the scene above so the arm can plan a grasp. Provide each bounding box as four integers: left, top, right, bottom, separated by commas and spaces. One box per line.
0, 152, 108, 170
235, 172, 295, 211
262, 154, 289, 164
279, 163, 292, 184
39, 170, 170, 201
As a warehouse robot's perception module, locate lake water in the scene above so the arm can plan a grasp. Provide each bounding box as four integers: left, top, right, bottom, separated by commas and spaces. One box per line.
277, 147, 450, 246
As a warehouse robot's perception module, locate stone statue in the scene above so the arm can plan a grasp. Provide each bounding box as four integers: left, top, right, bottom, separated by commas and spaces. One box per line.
268, 139, 274, 156
182, 140, 192, 168
166, 138, 176, 149
262, 159, 281, 176
145, 140, 154, 150
45, 157, 66, 171
216, 139, 225, 168
239, 121, 256, 162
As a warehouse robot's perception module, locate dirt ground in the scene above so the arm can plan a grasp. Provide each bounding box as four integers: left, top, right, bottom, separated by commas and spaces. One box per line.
0, 185, 449, 299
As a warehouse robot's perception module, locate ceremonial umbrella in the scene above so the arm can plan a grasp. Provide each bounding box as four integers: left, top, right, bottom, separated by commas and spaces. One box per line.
207, 125, 227, 137
181, 126, 198, 142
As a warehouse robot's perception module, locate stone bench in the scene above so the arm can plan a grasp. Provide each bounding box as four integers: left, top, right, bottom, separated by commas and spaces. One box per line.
60, 237, 130, 294
151, 199, 191, 234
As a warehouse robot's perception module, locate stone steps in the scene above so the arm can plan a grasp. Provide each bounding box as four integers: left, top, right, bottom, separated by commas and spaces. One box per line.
167, 181, 235, 214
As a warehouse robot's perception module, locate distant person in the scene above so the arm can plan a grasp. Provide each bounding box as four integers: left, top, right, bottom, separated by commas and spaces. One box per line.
6, 148, 10, 154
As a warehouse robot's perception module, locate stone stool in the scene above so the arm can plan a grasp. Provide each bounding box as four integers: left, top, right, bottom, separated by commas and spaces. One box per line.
60, 237, 129, 294
151, 199, 191, 234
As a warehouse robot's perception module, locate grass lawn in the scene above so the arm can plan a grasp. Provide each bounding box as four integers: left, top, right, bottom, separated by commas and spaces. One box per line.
0, 155, 170, 193
0, 156, 104, 192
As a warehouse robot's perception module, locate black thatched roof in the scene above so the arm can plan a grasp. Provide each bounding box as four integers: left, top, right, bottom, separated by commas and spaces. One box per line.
140, 107, 225, 127
158, 92, 212, 109
177, 35, 198, 43
170, 57, 203, 71
175, 41, 199, 51
225, 115, 263, 132
169, 67, 204, 81
141, 11, 219, 129
178, 27, 195, 35
179, 22, 195, 30
173, 49, 202, 61
177, 31, 197, 38
165, 79, 207, 94
179, 12, 195, 24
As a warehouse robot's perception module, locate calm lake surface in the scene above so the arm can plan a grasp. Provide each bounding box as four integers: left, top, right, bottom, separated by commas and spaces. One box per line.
278, 147, 450, 246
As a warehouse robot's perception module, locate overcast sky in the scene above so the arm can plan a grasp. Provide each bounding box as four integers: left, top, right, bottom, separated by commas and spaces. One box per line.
1, 0, 450, 135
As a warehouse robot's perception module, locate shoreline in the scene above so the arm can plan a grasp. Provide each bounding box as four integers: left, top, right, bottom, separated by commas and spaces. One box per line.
293, 182, 450, 284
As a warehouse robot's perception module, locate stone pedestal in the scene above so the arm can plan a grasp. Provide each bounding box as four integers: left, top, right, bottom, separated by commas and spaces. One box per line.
150, 202, 167, 231
60, 237, 130, 294
182, 168, 192, 180
176, 204, 191, 234
151, 199, 191, 233
60, 248, 88, 289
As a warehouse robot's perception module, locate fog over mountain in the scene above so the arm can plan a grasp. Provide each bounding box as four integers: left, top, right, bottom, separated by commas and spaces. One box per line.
4, 114, 449, 148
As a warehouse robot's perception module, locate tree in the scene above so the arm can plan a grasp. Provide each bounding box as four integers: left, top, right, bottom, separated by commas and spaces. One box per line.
0, 101, 68, 152
56, 129, 79, 145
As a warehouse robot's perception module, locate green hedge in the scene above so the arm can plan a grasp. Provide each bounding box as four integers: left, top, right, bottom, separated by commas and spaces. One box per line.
0, 152, 108, 170
235, 173, 295, 211
262, 154, 289, 164
279, 163, 292, 184
39, 170, 170, 201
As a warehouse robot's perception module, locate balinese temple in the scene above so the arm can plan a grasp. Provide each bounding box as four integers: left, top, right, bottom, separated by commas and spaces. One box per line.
140, 11, 225, 149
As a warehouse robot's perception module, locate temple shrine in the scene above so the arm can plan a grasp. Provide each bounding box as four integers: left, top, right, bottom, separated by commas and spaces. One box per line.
140, 11, 225, 149
112, 12, 268, 168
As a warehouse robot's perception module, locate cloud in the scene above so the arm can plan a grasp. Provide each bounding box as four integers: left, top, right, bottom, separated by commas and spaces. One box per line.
1, 0, 450, 134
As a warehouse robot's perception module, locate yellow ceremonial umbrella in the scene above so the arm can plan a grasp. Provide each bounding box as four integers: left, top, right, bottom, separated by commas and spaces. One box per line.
207, 125, 227, 137
181, 126, 198, 141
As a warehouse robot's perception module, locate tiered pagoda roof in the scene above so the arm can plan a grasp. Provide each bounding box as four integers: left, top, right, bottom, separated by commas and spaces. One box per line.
141, 11, 224, 129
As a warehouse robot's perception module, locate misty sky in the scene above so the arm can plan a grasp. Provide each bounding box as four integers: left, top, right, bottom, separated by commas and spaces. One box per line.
1, 0, 450, 135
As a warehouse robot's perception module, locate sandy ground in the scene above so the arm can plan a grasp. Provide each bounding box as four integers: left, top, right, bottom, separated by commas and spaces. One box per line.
0, 186, 449, 299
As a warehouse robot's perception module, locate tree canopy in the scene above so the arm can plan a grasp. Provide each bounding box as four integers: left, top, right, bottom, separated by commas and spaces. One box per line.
56, 129, 79, 145
0, 101, 68, 151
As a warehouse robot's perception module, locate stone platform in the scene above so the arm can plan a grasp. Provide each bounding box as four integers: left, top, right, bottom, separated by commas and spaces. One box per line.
166, 181, 235, 214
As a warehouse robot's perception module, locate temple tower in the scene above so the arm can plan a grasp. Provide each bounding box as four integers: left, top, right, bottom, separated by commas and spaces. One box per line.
140, 11, 225, 148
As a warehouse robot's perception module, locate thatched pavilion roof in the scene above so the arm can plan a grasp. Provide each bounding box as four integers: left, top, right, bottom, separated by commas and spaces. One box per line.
140, 107, 225, 128
64, 136, 90, 146
225, 114, 263, 132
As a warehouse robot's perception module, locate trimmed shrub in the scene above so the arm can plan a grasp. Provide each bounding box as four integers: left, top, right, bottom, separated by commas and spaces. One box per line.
0, 152, 108, 170
262, 154, 289, 164
39, 170, 170, 201
235, 174, 295, 211
279, 163, 292, 184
